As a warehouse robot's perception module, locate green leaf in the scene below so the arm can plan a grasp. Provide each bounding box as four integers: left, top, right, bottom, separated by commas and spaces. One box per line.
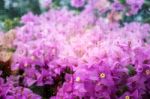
143, 18, 150, 23
30, 85, 56, 98
119, 0, 126, 4
7, 48, 16, 52
3, 17, 20, 31
0, 64, 4, 67
127, 64, 137, 76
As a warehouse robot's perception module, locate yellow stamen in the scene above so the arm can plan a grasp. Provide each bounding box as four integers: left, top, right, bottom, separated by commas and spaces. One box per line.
125, 96, 130, 99
100, 73, 106, 78
76, 77, 80, 82
24, 63, 28, 67
23, 73, 26, 76
31, 56, 35, 60
145, 69, 150, 75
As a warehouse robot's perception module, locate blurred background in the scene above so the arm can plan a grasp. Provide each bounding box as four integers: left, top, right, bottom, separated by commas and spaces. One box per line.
0, 0, 150, 31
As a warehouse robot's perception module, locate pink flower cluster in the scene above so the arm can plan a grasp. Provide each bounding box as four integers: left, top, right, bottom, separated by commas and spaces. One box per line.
112, 0, 144, 15
8, 6, 150, 98
71, 0, 144, 15
0, 73, 41, 99
0, 0, 149, 98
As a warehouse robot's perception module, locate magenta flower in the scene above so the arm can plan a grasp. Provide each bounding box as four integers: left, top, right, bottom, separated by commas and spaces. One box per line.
7, 3, 150, 98
71, 0, 85, 8
126, 0, 144, 15
112, 2, 124, 11
119, 90, 140, 99
21, 12, 38, 24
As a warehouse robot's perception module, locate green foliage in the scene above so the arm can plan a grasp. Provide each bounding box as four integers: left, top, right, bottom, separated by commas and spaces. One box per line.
51, 0, 61, 8
0, 0, 41, 31
119, 0, 126, 4
3, 18, 20, 31
122, 0, 150, 23
127, 64, 137, 76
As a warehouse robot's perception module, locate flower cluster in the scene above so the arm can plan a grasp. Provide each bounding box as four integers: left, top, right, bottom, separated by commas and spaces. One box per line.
10, 6, 150, 98
0, 0, 149, 98
71, 0, 144, 16
71, 0, 86, 8
52, 21, 150, 98
11, 9, 97, 86
112, 0, 144, 15
0, 71, 41, 99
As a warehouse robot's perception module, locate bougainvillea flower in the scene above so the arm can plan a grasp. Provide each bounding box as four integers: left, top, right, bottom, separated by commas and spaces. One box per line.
0, 0, 148, 98
71, 0, 85, 8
